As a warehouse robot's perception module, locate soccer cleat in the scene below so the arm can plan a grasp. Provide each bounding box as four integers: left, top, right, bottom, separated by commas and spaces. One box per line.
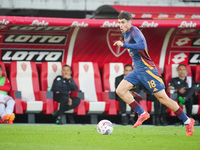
8, 113, 15, 125
133, 112, 150, 128
0, 116, 7, 124
4, 114, 10, 121
185, 118, 195, 136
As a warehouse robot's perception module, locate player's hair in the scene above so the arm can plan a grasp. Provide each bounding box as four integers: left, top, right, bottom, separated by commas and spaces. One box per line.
177, 64, 186, 68
124, 64, 132, 69
62, 64, 71, 70
118, 11, 132, 21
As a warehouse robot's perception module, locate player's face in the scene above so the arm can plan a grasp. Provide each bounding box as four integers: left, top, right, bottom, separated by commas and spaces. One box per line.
124, 66, 132, 76
62, 66, 71, 77
177, 66, 187, 78
118, 19, 132, 33
0, 68, 2, 77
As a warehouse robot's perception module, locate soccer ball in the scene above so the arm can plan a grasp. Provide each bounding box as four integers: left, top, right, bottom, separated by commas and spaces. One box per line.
97, 120, 113, 135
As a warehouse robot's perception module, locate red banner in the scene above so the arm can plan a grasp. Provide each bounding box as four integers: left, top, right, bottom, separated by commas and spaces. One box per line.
0, 16, 200, 28
0, 16, 199, 72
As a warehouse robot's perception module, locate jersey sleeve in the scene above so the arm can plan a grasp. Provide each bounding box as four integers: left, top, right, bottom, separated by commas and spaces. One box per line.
0, 77, 11, 92
122, 27, 145, 50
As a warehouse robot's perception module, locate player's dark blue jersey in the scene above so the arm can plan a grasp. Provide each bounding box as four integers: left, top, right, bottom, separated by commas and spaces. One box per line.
122, 26, 155, 71
122, 26, 165, 93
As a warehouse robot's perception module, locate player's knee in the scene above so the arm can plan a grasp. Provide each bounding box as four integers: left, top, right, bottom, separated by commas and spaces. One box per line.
116, 88, 124, 98
158, 98, 166, 105
6, 99, 15, 106
157, 96, 169, 105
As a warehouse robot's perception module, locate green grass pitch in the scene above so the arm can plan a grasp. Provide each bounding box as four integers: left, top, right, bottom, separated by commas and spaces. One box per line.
0, 124, 200, 150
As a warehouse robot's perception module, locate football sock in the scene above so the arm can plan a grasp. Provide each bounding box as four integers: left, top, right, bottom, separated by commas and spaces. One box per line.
5, 100, 15, 115
129, 101, 145, 115
0, 103, 5, 117
174, 107, 188, 123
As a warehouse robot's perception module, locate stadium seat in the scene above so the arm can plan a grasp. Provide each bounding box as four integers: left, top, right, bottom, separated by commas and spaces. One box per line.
163, 64, 200, 115
164, 64, 192, 87
0, 61, 7, 77
194, 65, 200, 114
102, 62, 147, 114
40, 62, 64, 91
40, 62, 86, 116
195, 65, 200, 83
0, 61, 23, 114
72, 62, 114, 123
103, 62, 124, 92
10, 61, 54, 123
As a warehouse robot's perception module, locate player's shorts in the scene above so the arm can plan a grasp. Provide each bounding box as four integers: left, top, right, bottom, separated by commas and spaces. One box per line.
0, 93, 14, 104
124, 67, 165, 93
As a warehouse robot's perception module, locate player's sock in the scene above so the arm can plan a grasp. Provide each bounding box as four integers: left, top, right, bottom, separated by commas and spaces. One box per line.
0, 103, 6, 117
174, 107, 188, 123
5, 100, 15, 115
129, 101, 145, 115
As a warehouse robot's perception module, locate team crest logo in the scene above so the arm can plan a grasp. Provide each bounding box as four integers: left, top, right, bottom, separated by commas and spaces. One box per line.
107, 29, 126, 57
83, 64, 89, 72
114, 65, 120, 73
52, 64, 57, 72
21, 63, 27, 72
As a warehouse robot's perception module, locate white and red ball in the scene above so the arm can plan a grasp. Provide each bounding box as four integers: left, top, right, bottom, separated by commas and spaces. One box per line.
97, 120, 113, 135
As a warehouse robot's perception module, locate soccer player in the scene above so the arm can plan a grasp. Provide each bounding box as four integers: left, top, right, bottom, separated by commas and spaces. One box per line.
0, 65, 15, 124
113, 11, 195, 136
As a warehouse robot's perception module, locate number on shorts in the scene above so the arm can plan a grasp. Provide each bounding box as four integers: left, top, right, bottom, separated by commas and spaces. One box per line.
147, 80, 156, 88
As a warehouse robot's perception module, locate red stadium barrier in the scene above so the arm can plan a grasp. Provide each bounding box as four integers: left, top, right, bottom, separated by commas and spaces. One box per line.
0, 16, 199, 28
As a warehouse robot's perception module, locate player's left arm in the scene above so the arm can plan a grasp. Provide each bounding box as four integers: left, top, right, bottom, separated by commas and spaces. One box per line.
113, 36, 144, 49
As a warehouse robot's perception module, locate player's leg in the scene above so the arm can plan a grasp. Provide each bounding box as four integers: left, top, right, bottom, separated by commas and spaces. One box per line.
142, 67, 194, 136
4, 96, 15, 125
0, 93, 7, 123
116, 79, 135, 104
0, 102, 5, 117
0, 102, 6, 123
116, 79, 150, 128
153, 89, 195, 136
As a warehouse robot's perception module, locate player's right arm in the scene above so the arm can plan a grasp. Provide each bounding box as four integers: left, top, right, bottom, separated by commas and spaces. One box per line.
123, 27, 145, 50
